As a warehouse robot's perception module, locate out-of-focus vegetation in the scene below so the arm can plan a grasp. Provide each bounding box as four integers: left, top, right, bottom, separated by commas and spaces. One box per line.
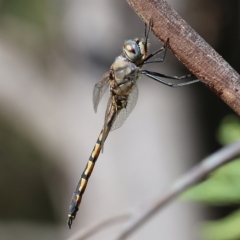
1, 0, 50, 27
183, 115, 240, 240
0, 0, 62, 62
0, 0, 64, 226
0, 117, 57, 223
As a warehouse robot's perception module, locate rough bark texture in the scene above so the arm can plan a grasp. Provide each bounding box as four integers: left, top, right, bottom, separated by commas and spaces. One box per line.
127, 0, 240, 115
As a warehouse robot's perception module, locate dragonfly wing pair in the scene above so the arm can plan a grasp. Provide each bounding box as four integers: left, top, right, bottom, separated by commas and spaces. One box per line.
111, 84, 138, 130
93, 72, 139, 134
93, 72, 109, 113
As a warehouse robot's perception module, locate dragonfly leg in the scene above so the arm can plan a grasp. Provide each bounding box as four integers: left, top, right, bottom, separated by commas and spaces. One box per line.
142, 70, 199, 87
144, 18, 153, 52
141, 69, 195, 81
143, 38, 169, 64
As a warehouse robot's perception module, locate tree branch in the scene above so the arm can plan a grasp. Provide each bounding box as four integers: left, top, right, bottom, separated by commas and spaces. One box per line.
127, 0, 240, 115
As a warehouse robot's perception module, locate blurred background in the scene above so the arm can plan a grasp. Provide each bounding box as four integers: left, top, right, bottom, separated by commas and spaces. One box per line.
0, 0, 238, 239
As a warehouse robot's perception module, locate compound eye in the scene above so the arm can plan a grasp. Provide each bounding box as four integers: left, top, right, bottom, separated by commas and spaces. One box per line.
123, 40, 141, 62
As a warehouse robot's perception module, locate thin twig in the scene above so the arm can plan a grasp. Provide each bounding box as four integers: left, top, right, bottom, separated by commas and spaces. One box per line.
127, 0, 240, 116
66, 213, 131, 240
115, 140, 240, 240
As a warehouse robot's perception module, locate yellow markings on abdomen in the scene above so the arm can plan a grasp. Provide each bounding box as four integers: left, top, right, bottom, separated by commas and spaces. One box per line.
79, 178, 87, 193
75, 194, 81, 203
91, 143, 101, 160
90, 130, 103, 161
84, 160, 94, 177
98, 131, 103, 141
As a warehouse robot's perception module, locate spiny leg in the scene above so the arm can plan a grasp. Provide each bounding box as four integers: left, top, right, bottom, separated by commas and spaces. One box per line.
143, 38, 169, 64
141, 69, 193, 80
141, 70, 199, 87
144, 18, 153, 53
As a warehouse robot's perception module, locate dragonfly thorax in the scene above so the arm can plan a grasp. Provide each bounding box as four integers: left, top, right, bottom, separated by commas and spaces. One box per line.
123, 38, 148, 64
111, 58, 139, 86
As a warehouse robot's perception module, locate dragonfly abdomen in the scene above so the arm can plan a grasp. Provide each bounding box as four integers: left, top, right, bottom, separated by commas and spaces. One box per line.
67, 126, 113, 228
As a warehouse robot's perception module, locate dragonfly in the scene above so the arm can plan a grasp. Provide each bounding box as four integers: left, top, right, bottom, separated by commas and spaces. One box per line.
67, 20, 199, 228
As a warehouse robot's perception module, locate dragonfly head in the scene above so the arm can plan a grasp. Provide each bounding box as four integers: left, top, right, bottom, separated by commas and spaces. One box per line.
123, 38, 148, 64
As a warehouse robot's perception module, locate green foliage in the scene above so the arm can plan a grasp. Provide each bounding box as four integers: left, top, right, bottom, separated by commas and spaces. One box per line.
0, 0, 62, 56
1, 0, 51, 30
202, 210, 240, 240
0, 116, 57, 223
183, 159, 240, 205
217, 115, 240, 145
182, 115, 240, 240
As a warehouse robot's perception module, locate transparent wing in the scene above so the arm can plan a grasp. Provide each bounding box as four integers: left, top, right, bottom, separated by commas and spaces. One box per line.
110, 109, 127, 131
101, 95, 116, 151
111, 84, 139, 131
93, 72, 109, 113
104, 95, 114, 130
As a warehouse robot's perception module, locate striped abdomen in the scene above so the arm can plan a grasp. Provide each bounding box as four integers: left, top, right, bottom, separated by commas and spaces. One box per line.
67, 126, 110, 228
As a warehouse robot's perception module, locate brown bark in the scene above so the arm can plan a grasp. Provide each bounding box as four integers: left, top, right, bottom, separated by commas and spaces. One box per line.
127, 0, 240, 115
